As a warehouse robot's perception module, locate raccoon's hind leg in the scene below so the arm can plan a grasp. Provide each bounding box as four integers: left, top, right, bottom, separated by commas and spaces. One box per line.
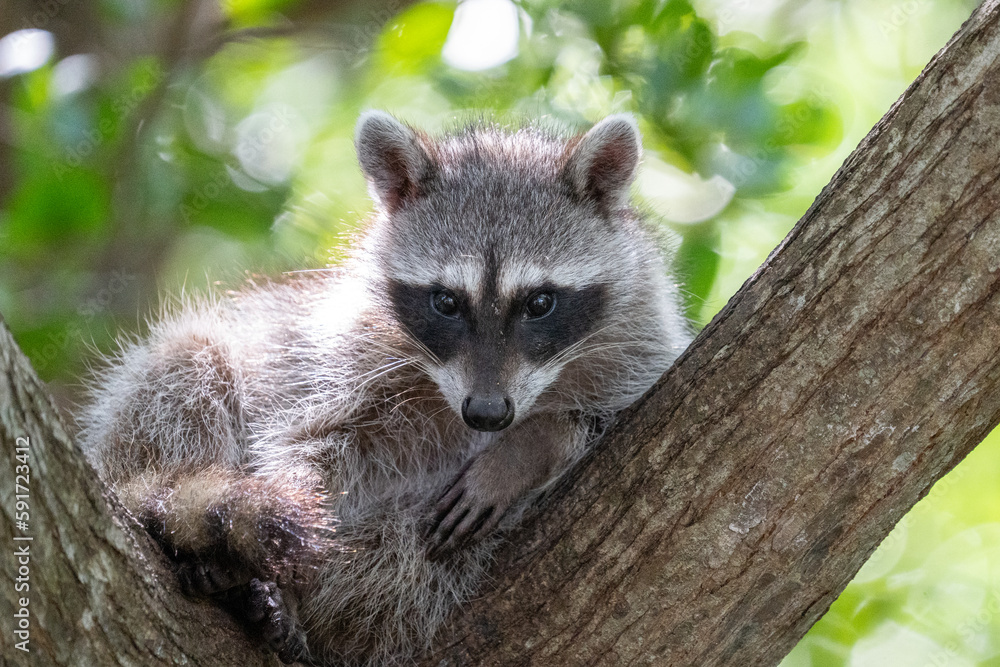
78, 311, 327, 663
122, 467, 329, 664
222, 578, 309, 664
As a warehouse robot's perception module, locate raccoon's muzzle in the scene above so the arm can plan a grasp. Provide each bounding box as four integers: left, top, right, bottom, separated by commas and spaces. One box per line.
461, 394, 514, 431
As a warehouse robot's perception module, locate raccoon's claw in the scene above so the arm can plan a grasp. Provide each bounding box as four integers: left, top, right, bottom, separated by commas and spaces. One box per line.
426, 478, 506, 559
222, 578, 309, 665
173, 557, 309, 663
177, 560, 247, 597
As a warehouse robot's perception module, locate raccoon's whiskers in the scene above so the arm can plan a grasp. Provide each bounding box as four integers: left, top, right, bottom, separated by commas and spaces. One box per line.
540, 323, 620, 372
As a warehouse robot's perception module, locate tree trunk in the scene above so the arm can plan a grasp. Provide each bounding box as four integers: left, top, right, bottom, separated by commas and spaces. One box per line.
2, 1, 999, 665
0, 316, 280, 665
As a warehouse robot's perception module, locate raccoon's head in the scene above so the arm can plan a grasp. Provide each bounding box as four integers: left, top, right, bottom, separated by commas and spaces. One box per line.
355, 111, 687, 432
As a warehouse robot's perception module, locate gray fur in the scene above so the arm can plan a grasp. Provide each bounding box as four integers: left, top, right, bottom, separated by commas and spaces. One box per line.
562, 113, 643, 210
77, 112, 692, 666
355, 111, 437, 213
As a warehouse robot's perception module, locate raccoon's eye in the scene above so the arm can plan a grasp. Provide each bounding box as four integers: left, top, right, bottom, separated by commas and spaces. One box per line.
431, 290, 460, 318
525, 292, 556, 319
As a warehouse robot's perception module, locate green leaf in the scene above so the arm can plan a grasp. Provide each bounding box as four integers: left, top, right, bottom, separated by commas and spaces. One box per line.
376, 2, 457, 76
673, 223, 721, 323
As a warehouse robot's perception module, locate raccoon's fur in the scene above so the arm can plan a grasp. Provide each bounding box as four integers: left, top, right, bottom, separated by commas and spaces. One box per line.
77, 111, 691, 666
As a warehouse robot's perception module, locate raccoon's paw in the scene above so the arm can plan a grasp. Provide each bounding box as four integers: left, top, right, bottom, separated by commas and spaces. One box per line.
221, 578, 310, 665
175, 559, 309, 664
426, 460, 513, 559
177, 560, 250, 597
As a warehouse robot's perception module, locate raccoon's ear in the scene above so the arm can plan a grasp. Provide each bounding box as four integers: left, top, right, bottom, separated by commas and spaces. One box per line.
355, 111, 436, 213
562, 114, 642, 211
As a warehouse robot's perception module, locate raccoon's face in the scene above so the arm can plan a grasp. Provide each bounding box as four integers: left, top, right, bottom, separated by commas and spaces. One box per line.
356, 111, 658, 431
386, 271, 607, 431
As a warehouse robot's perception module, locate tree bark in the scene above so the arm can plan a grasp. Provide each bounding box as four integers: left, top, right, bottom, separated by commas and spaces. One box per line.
0, 316, 279, 665
2, 1, 999, 666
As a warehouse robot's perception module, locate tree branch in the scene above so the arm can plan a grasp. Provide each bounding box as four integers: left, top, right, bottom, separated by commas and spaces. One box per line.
423, 1, 1000, 664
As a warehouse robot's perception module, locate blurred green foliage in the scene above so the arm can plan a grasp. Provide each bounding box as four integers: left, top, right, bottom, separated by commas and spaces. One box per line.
1, 0, 849, 387
0, 0, 991, 663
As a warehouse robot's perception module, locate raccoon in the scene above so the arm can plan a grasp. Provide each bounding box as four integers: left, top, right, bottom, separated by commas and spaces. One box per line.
77, 111, 691, 666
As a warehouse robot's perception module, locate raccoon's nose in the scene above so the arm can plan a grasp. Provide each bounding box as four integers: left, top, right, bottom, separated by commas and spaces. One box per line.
462, 395, 514, 432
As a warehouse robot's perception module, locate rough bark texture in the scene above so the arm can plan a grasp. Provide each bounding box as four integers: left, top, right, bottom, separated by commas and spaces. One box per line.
1, 1, 999, 665
422, 0, 1000, 664
0, 317, 279, 665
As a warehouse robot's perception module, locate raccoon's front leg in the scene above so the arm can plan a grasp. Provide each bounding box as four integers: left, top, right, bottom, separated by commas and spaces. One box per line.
427, 413, 588, 556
